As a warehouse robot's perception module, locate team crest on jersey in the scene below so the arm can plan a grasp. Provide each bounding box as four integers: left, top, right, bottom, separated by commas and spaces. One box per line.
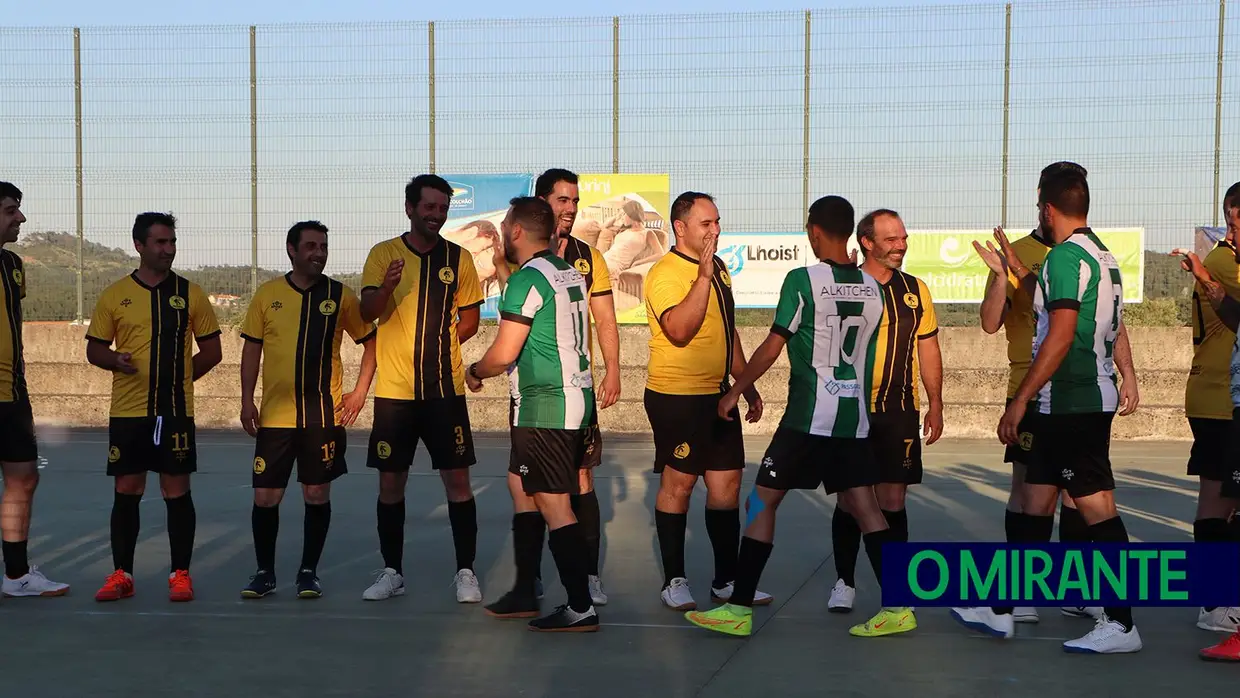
319, 299, 337, 316
438, 267, 455, 284
1018, 432, 1033, 451
108, 446, 121, 463
719, 269, 732, 287
253, 457, 266, 474
169, 295, 187, 310
11, 268, 22, 285
903, 293, 919, 309
574, 259, 591, 275
376, 441, 392, 459
673, 442, 691, 459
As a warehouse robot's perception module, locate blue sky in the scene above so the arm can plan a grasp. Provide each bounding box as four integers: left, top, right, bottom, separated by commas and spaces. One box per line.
3, 0, 1238, 284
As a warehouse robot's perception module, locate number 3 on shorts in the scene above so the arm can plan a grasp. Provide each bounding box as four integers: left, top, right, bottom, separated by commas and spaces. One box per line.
454, 426, 464, 445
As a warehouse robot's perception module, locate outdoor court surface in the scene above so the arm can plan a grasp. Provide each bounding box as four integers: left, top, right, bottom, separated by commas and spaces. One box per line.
3, 428, 1236, 697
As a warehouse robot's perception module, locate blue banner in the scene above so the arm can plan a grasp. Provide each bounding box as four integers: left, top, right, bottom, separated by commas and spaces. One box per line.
440, 174, 535, 319
880, 543, 1240, 607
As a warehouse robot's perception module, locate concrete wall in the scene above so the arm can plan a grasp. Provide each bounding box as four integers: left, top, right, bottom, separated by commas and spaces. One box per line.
22, 322, 1194, 439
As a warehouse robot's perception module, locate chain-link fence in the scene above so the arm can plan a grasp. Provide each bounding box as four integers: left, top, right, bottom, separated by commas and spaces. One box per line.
1, 0, 1234, 324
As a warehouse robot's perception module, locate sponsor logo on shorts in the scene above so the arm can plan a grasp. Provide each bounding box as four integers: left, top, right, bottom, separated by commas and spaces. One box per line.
673, 442, 691, 459
1018, 432, 1033, 451
574, 258, 591, 275
1061, 468, 1074, 481
376, 441, 392, 459
903, 293, 919, 309
1233, 470, 1240, 484
108, 446, 120, 463
318, 299, 337, 316
253, 456, 266, 474
518, 464, 529, 475
169, 295, 187, 310
438, 267, 455, 284
761, 455, 775, 477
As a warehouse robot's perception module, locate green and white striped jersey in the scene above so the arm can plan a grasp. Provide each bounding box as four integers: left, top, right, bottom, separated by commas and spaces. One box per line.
1030, 228, 1122, 414
498, 250, 596, 429
771, 261, 885, 438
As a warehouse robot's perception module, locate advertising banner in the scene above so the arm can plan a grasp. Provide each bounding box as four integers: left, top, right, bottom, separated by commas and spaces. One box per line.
438, 174, 534, 319
716, 233, 815, 308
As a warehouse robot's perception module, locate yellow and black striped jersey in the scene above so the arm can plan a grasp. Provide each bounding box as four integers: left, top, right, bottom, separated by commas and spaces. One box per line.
868, 270, 938, 413
241, 274, 376, 429
1002, 231, 1052, 399
86, 272, 221, 418
0, 248, 28, 403
1187, 240, 1240, 419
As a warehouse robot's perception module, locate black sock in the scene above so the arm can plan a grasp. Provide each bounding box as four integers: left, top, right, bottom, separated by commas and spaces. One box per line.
111, 492, 142, 573
1091, 515, 1134, 631
547, 523, 592, 613
832, 507, 862, 587
376, 499, 405, 575
1058, 503, 1089, 543
2, 540, 29, 579
1004, 509, 1020, 543
165, 492, 196, 572
301, 502, 331, 572
447, 498, 478, 572
729, 536, 773, 608
992, 512, 1050, 615
862, 528, 896, 587
882, 509, 909, 543
704, 507, 740, 588
512, 512, 544, 596
655, 510, 687, 586
571, 492, 602, 576
1026, 513, 1055, 542
252, 503, 279, 572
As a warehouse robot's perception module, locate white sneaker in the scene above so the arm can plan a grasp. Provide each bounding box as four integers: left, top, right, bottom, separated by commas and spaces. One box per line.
827, 579, 855, 613
362, 568, 405, 601
1062, 606, 1104, 619
950, 607, 1015, 639
1198, 607, 1240, 632
661, 577, 696, 610
589, 575, 608, 606
1063, 616, 1142, 654
454, 569, 482, 604
710, 581, 773, 606
1013, 607, 1039, 624
2, 566, 70, 597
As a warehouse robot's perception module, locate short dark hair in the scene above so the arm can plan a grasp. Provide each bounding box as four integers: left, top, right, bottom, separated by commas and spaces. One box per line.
508, 196, 555, 243
287, 220, 328, 248
1038, 161, 1087, 190
405, 174, 454, 207
0, 182, 22, 205
807, 196, 855, 240
670, 192, 714, 230
856, 208, 900, 254
1224, 182, 1240, 212
133, 212, 177, 244
534, 169, 579, 198
1038, 171, 1090, 218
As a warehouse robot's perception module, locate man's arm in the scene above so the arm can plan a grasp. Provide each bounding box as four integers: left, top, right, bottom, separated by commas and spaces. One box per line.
917, 334, 944, 444
354, 337, 378, 395
192, 335, 223, 381
589, 292, 622, 408
979, 270, 1010, 334
86, 339, 132, 373
1011, 308, 1076, 405
458, 306, 480, 344
239, 339, 262, 436
720, 331, 786, 420
658, 275, 714, 346
470, 319, 532, 379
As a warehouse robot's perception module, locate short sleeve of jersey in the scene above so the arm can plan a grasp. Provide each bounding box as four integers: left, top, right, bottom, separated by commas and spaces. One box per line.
240, 286, 267, 344
1204, 246, 1240, 300
85, 285, 117, 344
1044, 247, 1085, 311
455, 248, 484, 310
189, 284, 222, 340
498, 269, 543, 326
645, 264, 686, 324
361, 242, 389, 292
916, 278, 939, 339
589, 247, 613, 297
341, 286, 377, 343
771, 268, 808, 339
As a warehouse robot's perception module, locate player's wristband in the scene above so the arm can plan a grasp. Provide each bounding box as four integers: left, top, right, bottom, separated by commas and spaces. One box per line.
468, 362, 481, 380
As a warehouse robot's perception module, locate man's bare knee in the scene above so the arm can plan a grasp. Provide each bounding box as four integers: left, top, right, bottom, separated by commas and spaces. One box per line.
507, 472, 538, 514
159, 474, 190, 499
657, 469, 697, 511
114, 473, 146, 496
1019, 483, 1059, 517
254, 488, 284, 508
875, 483, 906, 512
302, 484, 331, 506
704, 471, 741, 509
440, 467, 473, 502
1072, 490, 1118, 525
0, 462, 38, 496
1198, 478, 1233, 520
378, 471, 408, 503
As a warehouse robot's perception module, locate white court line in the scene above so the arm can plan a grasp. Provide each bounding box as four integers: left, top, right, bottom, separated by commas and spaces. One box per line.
64, 608, 694, 629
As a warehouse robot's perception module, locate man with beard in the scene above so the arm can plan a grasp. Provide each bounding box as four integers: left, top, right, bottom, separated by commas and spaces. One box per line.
86, 212, 223, 603
238, 221, 377, 599
824, 209, 941, 631
359, 174, 486, 604
485, 168, 619, 615
467, 196, 599, 632
0, 181, 71, 599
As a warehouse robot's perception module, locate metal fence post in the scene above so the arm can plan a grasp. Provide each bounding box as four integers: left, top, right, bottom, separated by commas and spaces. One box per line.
803, 10, 811, 216
613, 16, 620, 174
250, 26, 258, 296
1215, 0, 1226, 226
74, 27, 84, 324
1001, 3, 1012, 229
429, 21, 436, 174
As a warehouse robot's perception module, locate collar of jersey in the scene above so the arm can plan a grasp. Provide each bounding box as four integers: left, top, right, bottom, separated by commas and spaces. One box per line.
671, 247, 701, 264
129, 270, 177, 291
400, 233, 444, 257
283, 272, 326, 294
521, 249, 554, 267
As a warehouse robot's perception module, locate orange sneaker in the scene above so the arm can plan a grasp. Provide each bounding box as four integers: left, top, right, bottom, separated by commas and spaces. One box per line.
169, 570, 194, 602
1201, 631, 1240, 662
95, 569, 135, 602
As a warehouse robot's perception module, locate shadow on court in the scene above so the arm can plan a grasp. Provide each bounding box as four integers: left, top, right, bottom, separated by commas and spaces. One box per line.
1, 429, 1235, 697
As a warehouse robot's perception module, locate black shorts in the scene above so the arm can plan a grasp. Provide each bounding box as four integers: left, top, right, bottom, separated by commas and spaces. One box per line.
509, 398, 602, 471
1187, 417, 1230, 481
367, 396, 476, 472
1022, 411, 1115, 499
757, 428, 878, 494
1220, 408, 1240, 499
644, 389, 744, 476
0, 400, 37, 463
867, 410, 922, 485
253, 426, 348, 489
107, 416, 197, 476
509, 427, 588, 495
1002, 397, 1039, 466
